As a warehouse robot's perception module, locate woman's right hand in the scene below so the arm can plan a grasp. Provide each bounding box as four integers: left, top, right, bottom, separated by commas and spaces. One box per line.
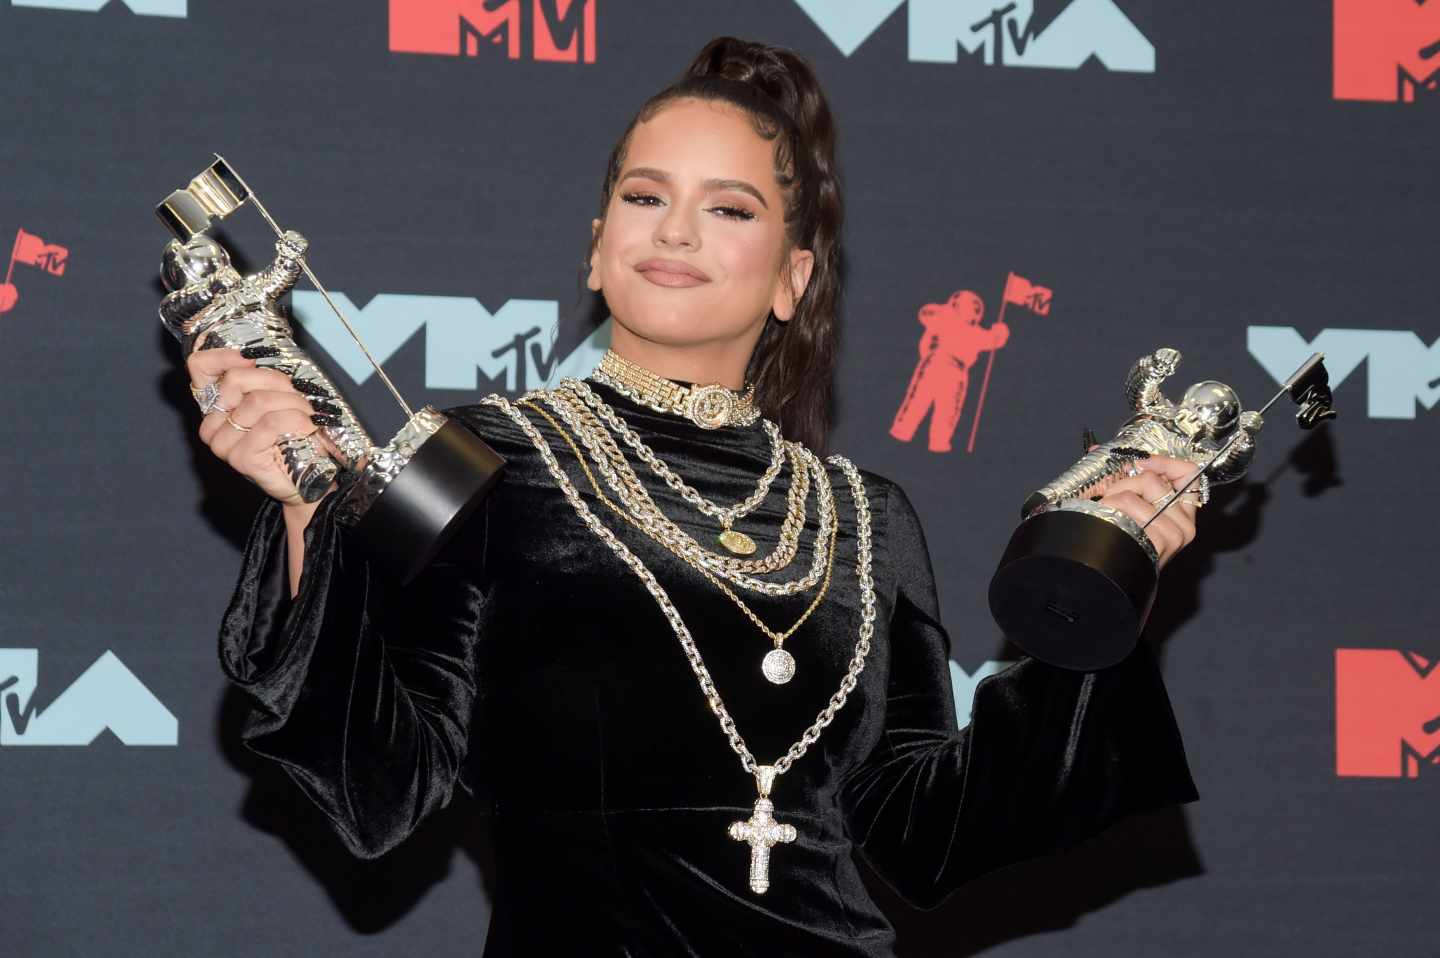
188, 347, 334, 509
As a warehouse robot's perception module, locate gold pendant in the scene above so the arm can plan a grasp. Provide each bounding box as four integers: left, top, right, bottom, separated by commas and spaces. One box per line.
718, 528, 757, 556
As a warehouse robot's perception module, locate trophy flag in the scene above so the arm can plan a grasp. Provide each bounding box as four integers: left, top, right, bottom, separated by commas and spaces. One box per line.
966, 270, 1052, 453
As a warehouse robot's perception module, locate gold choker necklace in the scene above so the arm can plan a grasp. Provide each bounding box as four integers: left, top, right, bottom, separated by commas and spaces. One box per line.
591, 349, 761, 430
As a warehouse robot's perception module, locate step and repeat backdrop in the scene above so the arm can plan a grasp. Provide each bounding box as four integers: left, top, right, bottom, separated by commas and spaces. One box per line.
1, 1, 1435, 955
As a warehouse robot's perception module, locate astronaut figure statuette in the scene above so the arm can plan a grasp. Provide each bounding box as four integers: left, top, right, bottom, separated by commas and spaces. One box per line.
160, 229, 371, 503
1022, 347, 1264, 519
989, 345, 1331, 671
154, 156, 505, 584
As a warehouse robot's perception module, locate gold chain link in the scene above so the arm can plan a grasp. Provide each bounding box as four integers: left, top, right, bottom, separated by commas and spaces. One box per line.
520, 398, 838, 648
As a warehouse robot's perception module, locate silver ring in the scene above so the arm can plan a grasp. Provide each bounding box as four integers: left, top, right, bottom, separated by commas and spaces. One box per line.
190, 381, 229, 416
1124, 461, 1142, 478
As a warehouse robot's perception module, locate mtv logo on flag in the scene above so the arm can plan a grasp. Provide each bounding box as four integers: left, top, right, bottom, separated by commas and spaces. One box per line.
1335, 649, 1440, 778
1, 227, 69, 316
13, 228, 67, 276
1003, 272, 1052, 315
390, 0, 596, 64
1334, 0, 1440, 102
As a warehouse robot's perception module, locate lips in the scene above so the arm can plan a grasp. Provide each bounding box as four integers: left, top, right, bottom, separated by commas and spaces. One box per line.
635, 258, 711, 287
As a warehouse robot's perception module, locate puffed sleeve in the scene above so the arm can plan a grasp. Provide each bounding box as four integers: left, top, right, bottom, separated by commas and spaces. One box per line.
215, 406, 504, 859
838, 479, 1198, 910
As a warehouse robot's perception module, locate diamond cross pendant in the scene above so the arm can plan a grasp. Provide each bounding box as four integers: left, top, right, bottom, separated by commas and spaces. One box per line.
727, 765, 796, 894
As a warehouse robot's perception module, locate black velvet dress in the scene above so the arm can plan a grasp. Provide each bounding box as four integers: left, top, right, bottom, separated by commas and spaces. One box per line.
217, 376, 1197, 956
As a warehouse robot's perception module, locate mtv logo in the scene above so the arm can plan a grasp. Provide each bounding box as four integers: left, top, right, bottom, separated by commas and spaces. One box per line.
1336, 649, 1440, 778
1335, 0, 1440, 102
10, 0, 185, 15
793, 0, 1153, 71
291, 292, 610, 393
0, 649, 177, 746
1248, 327, 1440, 420
389, 0, 596, 63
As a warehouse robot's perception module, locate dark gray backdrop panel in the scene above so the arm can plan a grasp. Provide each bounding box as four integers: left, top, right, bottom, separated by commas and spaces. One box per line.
0, 1, 1433, 955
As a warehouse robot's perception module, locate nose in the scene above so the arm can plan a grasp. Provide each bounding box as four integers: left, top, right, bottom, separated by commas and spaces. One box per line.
654, 202, 700, 251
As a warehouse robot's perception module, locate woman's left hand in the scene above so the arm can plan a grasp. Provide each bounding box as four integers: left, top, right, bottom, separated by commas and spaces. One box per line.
1088, 454, 1201, 571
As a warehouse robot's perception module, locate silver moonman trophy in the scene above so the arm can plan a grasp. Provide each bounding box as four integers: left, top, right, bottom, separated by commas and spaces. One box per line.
156, 156, 506, 584
988, 346, 1336, 671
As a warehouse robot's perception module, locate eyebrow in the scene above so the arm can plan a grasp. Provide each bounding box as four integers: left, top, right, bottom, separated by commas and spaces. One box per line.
619, 167, 769, 210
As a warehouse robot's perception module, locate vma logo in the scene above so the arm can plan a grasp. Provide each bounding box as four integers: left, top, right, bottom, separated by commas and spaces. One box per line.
1334, 0, 1440, 103
9, 0, 185, 16
1248, 327, 1439, 420
1336, 649, 1440, 778
1, 227, 68, 316
794, 0, 1153, 72
292, 293, 609, 393
889, 271, 1050, 454
0, 649, 177, 746
390, 0, 596, 63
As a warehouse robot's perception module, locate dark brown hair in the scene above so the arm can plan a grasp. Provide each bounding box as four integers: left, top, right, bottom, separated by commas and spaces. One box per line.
590, 36, 844, 453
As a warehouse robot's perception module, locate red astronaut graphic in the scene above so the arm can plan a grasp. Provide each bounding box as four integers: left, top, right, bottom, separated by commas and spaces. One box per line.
889, 290, 1010, 453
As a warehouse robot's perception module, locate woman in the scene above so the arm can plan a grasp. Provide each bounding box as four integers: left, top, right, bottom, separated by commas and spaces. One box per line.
185, 37, 1199, 956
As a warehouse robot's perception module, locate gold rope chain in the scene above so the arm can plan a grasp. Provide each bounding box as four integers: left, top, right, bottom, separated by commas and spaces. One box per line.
520, 398, 839, 649
569, 377, 786, 532
482, 391, 877, 779
553, 381, 818, 577
540, 385, 837, 595
566, 377, 787, 540
561, 377, 812, 576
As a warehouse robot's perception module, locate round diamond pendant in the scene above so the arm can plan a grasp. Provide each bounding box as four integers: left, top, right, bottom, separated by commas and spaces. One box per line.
719, 529, 757, 556
761, 648, 796, 685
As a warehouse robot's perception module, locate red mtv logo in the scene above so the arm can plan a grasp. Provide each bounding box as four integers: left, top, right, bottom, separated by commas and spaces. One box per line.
1335, 649, 1440, 777
1334, 0, 1440, 102
390, 0, 596, 63
1, 228, 69, 316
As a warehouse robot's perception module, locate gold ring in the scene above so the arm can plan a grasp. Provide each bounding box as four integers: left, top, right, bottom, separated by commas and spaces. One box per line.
224, 413, 252, 433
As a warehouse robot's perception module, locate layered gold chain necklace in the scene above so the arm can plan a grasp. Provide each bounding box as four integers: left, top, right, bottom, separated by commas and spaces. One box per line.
534, 383, 831, 685
476, 362, 877, 897
553, 377, 837, 594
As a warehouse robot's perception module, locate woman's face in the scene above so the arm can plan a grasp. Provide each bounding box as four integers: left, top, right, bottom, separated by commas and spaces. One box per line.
587, 97, 814, 356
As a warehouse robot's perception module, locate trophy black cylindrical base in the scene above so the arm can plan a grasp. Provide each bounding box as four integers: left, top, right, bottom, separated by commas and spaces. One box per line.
988, 509, 1158, 671
352, 420, 506, 585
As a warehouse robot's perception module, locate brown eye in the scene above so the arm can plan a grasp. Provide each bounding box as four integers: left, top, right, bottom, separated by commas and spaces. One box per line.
621, 192, 662, 207
711, 206, 755, 221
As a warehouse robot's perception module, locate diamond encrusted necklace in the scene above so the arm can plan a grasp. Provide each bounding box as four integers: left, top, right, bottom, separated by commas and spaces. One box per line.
551, 378, 837, 597
591, 347, 761, 430
570, 376, 787, 558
